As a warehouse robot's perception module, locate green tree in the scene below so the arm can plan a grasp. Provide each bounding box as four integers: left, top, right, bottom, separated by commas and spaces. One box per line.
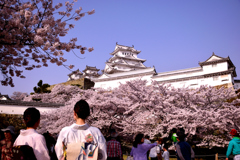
33, 80, 51, 94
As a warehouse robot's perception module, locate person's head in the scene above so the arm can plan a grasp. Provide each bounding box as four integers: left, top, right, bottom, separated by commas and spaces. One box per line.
230, 129, 239, 137
163, 144, 168, 151
172, 128, 177, 133
157, 137, 163, 144
1, 126, 15, 141
176, 131, 185, 142
133, 133, 144, 148
74, 99, 90, 120
109, 128, 118, 138
145, 135, 150, 140
179, 128, 185, 134
23, 107, 40, 128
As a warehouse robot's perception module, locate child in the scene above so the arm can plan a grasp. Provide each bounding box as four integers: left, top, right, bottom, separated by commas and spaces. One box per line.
162, 144, 169, 160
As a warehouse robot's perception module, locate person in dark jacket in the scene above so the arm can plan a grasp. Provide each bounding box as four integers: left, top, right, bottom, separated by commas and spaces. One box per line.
175, 131, 194, 160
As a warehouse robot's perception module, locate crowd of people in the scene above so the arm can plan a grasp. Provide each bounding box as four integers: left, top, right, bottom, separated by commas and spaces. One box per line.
0, 99, 240, 160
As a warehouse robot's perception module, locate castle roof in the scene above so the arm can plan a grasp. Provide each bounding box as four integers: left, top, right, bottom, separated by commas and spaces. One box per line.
110, 43, 141, 55
67, 69, 83, 77
0, 100, 64, 108
109, 54, 146, 62
83, 65, 100, 72
95, 67, 156, 82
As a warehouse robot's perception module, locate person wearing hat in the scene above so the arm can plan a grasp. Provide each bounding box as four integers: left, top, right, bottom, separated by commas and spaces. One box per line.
226, 129, 240, 160
107, 129, 123, 160
0, 126, 16, 160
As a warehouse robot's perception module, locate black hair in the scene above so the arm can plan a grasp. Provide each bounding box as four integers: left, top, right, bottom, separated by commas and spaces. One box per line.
23, 107, 40, 127
177, 131, 185, 141
179, 128, 185, 133
43, 131, 56, 156
172, 128, 177, 133
74, 100, 90, 120
163, 144, 168, 150
145, 135, 150, 139
0, 130, 5, 140
133, 133, 144, 148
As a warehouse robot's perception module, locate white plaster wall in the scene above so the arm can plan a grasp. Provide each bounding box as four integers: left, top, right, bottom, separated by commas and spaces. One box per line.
153, 70, 201, 82
68, 74, 82, 81
0, 105, 59, 115
154, 62, 229, 83
95, 74, 153, 90
162, 74, 232, 89
202, 62, 228, 74
117, 51, 138, 58
86, 70, 97, 74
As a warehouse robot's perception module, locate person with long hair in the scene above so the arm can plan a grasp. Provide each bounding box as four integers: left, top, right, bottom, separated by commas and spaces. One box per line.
130, 133, 157, 160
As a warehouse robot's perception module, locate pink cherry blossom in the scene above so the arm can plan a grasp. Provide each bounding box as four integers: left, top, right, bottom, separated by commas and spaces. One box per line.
20, 79, 240, 148
0, 0, 95, 86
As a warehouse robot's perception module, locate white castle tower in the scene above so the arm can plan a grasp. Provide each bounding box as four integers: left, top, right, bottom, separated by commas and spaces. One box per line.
94, 43, 156, 89
103, 43, 147, 73
82, 65, 100, 80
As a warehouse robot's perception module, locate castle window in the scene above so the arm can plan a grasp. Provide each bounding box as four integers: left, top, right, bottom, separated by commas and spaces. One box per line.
212, 64, 217, 68
222, 79, 229, 82
213, 76, 218, 81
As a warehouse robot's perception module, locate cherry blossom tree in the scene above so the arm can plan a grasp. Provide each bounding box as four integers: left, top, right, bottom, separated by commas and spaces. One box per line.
0, 0, 95, 87
23, 79, 240, 147
10, 91, 28, 100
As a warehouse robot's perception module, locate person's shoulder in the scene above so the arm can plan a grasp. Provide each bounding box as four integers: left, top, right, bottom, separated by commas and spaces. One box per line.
28, 130, 45, 140
59, 125, 73, 133
88, 126, 102, 134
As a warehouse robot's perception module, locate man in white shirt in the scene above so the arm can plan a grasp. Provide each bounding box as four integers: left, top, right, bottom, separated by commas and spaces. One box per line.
14, 107, 50, 160
55, 99, 107, 160
149, 143, 160, 160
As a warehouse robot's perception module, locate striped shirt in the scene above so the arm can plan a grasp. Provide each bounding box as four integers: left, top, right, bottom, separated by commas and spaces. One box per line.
107, 139, 122, 159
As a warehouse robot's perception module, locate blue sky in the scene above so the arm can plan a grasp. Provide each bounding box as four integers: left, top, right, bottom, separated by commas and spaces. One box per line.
1, 0, 240, 96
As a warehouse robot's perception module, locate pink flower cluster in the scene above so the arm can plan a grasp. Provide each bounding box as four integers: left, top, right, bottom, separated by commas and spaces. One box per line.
20, 79, 240, 148
0, 0, 95, 86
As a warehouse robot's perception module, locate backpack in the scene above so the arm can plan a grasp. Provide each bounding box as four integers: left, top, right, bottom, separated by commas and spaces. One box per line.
12, 145, 37, 160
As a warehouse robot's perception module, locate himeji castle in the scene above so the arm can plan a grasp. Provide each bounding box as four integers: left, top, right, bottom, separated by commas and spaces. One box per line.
69, 43, 240, 90
67, 65, 100, 81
